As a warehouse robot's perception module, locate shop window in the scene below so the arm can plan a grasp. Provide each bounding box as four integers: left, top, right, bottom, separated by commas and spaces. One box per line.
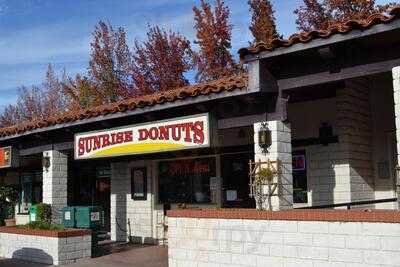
293, 151, 308, 204
131, 167, 147, 200
19, 172, 42, 214
158, 157, 216, 204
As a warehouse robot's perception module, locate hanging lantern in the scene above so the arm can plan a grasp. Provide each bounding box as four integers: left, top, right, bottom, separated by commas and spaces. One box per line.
42, 153, 51, 172
258, 122, 271, 154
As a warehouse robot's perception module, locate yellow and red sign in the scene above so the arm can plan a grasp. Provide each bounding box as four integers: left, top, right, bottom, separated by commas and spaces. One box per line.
0, 147, 12, 168
75, 114, 210, 160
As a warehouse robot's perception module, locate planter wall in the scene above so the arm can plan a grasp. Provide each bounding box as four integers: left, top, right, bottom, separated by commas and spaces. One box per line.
167, 209, 400, 267
0, 227, 92, 265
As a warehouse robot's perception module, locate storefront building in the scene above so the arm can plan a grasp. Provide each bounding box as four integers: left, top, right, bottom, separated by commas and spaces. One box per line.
1, 7, 400, 245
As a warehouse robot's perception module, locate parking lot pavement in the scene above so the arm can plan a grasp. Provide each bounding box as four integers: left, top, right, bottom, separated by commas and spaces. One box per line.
0, 245, 168, 267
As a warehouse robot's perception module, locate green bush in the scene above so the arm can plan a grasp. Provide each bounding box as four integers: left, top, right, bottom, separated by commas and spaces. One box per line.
36, 203, 52, 223
18, 221, 65, 231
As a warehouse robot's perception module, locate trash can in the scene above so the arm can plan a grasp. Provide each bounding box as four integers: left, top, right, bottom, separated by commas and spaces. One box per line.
62, 206, 78, 228
75, 206, 103, 229
29, 205, 38, 223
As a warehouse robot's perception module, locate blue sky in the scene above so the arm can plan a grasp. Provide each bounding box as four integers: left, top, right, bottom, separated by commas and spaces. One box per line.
0, 0, 397, 110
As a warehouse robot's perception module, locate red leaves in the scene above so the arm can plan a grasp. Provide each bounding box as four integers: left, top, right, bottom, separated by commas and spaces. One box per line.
132, 26, 192, 94
192, 0, 241, 82
88, 21, 134, 104
248, 0, 279, 44
0, 65, 68, 128
295, 0, 398, 31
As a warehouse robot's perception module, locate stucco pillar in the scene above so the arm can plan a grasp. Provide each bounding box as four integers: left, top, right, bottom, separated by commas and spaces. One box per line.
42, 150, 68, 224
393, 67, 400, 208
254, 121, 293, 210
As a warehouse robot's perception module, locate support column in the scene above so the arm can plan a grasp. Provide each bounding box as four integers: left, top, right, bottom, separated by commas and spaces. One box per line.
110, 162, 129, 242
254, 121, 293, 210
42, 150, 68, 224
393, 66, 400, 208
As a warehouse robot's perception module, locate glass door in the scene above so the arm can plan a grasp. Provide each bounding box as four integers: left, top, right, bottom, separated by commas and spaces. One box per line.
221, 153, 255, 208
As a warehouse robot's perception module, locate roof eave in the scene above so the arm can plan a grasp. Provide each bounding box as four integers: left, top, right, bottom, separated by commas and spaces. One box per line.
0, 86, 252, 143
240, 19, 400, 63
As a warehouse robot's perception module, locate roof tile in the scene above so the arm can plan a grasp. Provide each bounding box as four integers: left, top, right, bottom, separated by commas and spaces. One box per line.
239, 6, 400, 59
0, 74, 248, 138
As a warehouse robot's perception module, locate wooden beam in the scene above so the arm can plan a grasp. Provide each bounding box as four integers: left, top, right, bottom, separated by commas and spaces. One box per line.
19, 145, 52, 156
218, 114, 267, 129
278, 57, 400, 90
19, 142, 73, 156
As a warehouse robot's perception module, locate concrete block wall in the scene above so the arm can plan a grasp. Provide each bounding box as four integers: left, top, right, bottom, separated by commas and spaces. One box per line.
0, 233, 91, 265
394, 67, 400, 167
393, 67, 400, 207
254, 121, 293, 210
111, 161, 153, 243
42, 150, 68, 224
307, 143, 354, 205
168, 217, 400, 267
336, 80, 375, 203
345, 79, 375, 202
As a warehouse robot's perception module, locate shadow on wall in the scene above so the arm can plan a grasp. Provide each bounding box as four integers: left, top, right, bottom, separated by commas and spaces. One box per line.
5, 248, 53, 266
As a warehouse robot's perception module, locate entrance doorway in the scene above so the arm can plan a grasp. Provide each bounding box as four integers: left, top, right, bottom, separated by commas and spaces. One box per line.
95, 167, 111, 232
221, 152, 255, 208
71, 163, 111, 232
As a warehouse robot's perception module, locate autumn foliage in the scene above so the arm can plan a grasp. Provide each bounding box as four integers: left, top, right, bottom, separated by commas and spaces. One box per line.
88, 21, 134, 103
0, 65, 69, 127
132, 26, 192, 94
248, 0, 279, 44
1, 0, 398, 128
295, 0, 398, 31
192, 0, 240, 82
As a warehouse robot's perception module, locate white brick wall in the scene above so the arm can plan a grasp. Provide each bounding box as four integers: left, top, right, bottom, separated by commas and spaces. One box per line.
0, 232, 91, 265
393, 66, 400, 209
168, 217, 400, 267
254, 121, 293, 210
111, 161, 153, 243
393, 67, 400, 166
42, 150, 68, 224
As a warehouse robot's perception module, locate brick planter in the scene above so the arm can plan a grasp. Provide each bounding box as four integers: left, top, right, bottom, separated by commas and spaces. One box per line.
0, 227, 92, 265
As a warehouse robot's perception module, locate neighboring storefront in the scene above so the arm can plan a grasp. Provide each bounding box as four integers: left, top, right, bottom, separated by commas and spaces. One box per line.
0, 7, 400, 244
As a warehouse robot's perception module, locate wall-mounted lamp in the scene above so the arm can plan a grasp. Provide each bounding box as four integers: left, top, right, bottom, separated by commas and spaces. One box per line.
42, 153, 51, 172
258, 122, 272, 154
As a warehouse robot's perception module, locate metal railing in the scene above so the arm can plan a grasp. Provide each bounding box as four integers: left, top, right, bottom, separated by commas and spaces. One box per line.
296, 198, 398, 210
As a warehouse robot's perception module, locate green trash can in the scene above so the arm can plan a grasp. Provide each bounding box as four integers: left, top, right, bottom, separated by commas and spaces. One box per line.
75, 206, 103, 229
62, 206, 78, 228
29, 205, 38, 223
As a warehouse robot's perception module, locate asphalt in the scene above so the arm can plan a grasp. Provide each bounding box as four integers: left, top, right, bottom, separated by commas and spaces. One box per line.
0, 245, 168, 267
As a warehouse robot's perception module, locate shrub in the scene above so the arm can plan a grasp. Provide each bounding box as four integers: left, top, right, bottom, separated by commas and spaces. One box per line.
36, 203, 52, 224
19, 221, 65, 231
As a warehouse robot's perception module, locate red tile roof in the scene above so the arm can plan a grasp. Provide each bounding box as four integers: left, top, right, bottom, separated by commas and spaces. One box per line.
239, 6, 400, 59
0, 74, 248, 139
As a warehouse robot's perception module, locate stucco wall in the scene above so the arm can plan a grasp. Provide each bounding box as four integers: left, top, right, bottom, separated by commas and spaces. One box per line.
168, 216, 400, 267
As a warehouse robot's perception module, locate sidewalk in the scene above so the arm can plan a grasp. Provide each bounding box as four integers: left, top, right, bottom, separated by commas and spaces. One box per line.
0, 245, 168, 267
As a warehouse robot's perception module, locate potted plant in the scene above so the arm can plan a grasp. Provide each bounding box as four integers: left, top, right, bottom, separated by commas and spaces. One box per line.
0, 186, 19, 226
